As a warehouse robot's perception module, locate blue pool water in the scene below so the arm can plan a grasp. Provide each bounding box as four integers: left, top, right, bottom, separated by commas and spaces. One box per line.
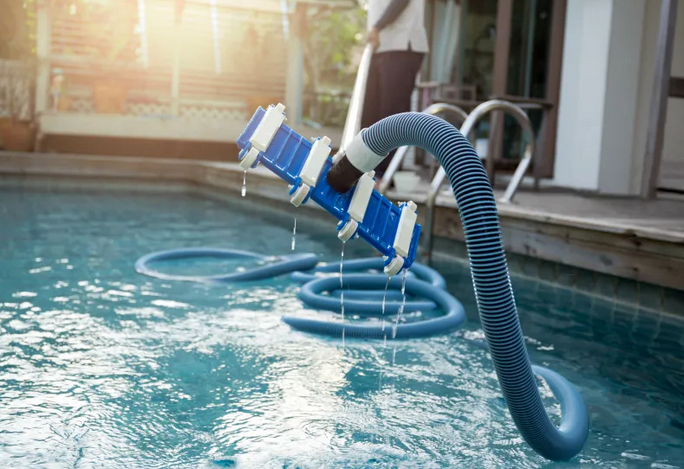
0, 186, 683, 469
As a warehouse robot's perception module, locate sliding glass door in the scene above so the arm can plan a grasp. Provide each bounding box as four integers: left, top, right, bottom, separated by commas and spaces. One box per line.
426, 0, 566, 180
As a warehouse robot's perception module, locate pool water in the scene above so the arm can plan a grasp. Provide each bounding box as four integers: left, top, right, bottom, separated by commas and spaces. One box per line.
1, 187, 683, 469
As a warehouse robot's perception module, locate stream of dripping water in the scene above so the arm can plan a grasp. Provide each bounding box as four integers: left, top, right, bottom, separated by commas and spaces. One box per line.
379, 275, 390, 393
381, 276, 390, 333
378, 276, 391, 392
340, 241, 345, 346
291, 218, 297, 251
241, 171, 247, 197
392, 270, 408, 340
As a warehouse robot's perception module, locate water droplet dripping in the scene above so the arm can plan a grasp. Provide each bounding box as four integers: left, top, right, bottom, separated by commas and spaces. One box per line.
381, 276, 390, 330
339, 241, 345, 291
340, 241, 345, 346
392, 269, 408, 340
291, 217, 297, 251
241, 171, 247, 197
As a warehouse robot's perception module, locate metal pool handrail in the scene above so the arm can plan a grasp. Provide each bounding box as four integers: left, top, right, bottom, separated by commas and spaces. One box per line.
422, 99, 536, 262
377, 102, 469, 194
335, 44, 374, 161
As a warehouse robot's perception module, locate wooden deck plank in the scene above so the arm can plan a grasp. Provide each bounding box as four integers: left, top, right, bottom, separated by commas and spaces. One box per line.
427, 205, 684, 291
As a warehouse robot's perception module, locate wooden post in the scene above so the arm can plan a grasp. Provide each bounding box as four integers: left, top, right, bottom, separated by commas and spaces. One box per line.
34, 2, 51, 115
641, 0, 679, 199
670, 76, 684, 98
209, 0, 221, 75
488, 0, 513, 184
285, 3, 306, 125
538, 0, 567, 180
171, 21, 181, 116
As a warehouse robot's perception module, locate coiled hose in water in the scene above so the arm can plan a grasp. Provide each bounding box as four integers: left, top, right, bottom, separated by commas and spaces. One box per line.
134, 248, 318, 282
284, 273, 465, 339
290, 257, 444, 314
351, 112, 588, 461
135, 249, 465, 339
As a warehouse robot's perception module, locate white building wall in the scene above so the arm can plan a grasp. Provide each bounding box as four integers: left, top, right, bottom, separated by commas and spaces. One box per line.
657, 1, 684, 191
597, 0, 646, 194
662, 3, 684, 145
553, 0, 611, 191
631, 0, 684, 193
553, 0, 646, 194
630, 3, 660, 194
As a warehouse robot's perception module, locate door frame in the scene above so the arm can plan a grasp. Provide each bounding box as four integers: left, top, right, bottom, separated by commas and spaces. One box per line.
489, 0, 567, 181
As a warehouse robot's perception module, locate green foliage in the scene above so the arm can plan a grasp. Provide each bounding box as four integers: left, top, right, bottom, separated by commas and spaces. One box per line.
304, 3, 366, 91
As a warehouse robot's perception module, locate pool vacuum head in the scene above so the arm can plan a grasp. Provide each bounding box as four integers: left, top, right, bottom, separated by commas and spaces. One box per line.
236, 104, 420, 277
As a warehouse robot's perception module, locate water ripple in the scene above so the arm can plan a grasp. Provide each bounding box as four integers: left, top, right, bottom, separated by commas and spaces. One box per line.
0, 189, 681, 468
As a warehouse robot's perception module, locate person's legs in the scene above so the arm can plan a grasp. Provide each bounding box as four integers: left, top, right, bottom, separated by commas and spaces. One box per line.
361, 53, 382, 130
373, 50, 425, 176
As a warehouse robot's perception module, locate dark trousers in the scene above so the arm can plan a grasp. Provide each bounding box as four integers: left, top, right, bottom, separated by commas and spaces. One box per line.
361, 50, 425, 176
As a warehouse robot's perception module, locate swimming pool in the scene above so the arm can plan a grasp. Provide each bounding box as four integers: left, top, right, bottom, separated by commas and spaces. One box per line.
1, 186, 682, 468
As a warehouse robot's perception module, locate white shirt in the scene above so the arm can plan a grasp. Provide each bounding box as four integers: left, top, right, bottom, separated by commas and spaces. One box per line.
367, 0, 429, 54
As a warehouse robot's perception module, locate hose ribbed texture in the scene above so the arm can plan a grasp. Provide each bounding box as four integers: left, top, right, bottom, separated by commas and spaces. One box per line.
361, 112, 588, 461
283, 274, 465, 339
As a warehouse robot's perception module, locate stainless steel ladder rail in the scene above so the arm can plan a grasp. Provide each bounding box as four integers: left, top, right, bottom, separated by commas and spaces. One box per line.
422, 99, 536, 262
377, 102, 469, 194
334, 44, 374, 161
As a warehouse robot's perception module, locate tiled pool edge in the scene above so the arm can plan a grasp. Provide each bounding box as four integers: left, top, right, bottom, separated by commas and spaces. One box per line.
1, 150, 683, 318
431, 238, 684, 322
419, 204, 684, 294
